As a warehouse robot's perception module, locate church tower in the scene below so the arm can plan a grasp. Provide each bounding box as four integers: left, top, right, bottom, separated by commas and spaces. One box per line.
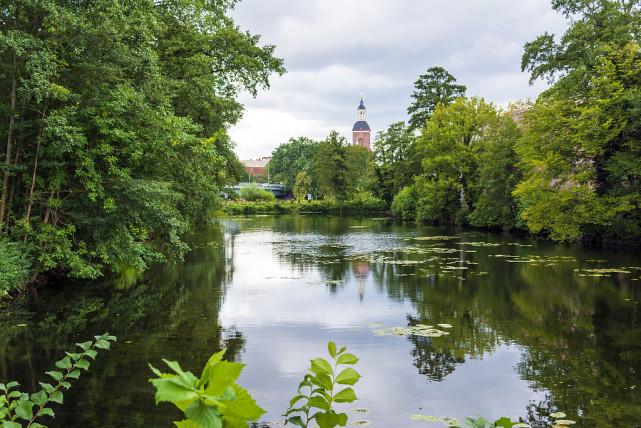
352, 98, 371, 150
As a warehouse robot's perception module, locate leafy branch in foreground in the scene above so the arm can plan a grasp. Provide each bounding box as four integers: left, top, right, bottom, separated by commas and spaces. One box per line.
149, 348, 264, 428
285, 341, 361, 428
0, 333, 116, 428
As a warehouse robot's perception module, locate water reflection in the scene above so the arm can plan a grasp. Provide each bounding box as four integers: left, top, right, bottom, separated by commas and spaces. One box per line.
1, 216, 640, 427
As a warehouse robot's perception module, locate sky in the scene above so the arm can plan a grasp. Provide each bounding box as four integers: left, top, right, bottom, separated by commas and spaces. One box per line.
229, 0, 568, 160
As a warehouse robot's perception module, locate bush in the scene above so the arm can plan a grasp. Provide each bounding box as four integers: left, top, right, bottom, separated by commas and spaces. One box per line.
391, 185, 418, 220
239, 184, 276, 202
0, 239, 32, 297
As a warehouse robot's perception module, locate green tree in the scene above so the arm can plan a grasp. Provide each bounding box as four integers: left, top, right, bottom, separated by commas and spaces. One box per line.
407, 66, 467, 131
0, 0, 284, 284
468, 113, 522, 229
414, 97, 500, 225
293, 171, 312, 201
269, 137, 319, 190
371, 122, 420, 203
312, 131, 351, 201
515, 43, 641, 241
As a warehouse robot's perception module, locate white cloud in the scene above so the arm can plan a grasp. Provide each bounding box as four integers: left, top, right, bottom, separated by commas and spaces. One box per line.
229, 0, 567, 158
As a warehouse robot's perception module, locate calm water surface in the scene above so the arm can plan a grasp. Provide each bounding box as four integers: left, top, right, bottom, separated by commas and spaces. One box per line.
2, 216, 641, 427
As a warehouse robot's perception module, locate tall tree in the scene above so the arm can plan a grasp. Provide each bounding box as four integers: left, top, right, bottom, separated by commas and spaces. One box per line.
312, 131, 351, 200
371, 122, 419, 203
407, 66, 466, 131
268, 137, 319, 190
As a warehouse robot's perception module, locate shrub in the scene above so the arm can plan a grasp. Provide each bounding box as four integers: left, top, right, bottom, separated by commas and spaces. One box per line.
0, 239, 32, 298
239, 184, 276, 202
391, 185, 418, 220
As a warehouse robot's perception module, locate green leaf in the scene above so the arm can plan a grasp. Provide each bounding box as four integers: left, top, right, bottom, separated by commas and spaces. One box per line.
46, 371, 64, 382
335, 368, 361, 386
37, 407, 55, 418
8, 391, 21, 399
315, 411, 348, 428
311, 373, 333, 391
84, 350, 98, 360
327, 341, 337, 358
66, 370, 81, 380
289, 394, 306, 407
49, 391, 63, 405
76, 341, 92, 351
29, 424, 47, 428
222, 384, 265, 421
6, 382, 19, 390
38, 383, 55, 394
31, 390, 47, 406
286, 416, 306, 427
333, 387, 357, 403
75, 359, 90, 371
149, 376, 199, 404
309, 395, 330, 411
94, 340, 111, 350
14, 399, 34, 420
55, 357, 72, 370
310, 358, 333, 376
203, 361, 244, 396
60, 382, 71, 390
184, 400, 222, 428
336, 353, 358, 365
2, 421, 22, 428
174, 420, 199, 428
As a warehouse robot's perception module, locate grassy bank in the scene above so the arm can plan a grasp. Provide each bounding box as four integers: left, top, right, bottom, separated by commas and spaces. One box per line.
223, 196, 388, 216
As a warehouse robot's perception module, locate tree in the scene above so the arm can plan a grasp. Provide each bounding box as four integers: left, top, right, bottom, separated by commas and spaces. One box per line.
0, 0, 284, 280
414, 97, 500, 225
407, 67, 466, 131
515, 43, 641, 241
468, 114, 522, 229
371, 122, 420, 203
312, 131, 351, 200
269, 137, 319, 190
293, 171, 312, 201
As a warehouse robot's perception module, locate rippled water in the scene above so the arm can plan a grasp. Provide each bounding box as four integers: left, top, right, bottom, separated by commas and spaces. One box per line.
2, 216, 641, 427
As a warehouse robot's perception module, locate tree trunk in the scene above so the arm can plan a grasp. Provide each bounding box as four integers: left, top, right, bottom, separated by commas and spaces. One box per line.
0, 53, 18, 228
24, 111, 46, 230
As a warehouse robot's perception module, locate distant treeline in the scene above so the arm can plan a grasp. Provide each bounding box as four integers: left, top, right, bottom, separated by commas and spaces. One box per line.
267, 1, 641, 245
0, 0, 284, 295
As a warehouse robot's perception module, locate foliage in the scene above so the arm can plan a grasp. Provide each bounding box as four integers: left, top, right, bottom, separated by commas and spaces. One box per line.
293, 172, 312, 201
0, 0, 283, 283
269, 138, 320, 190
0, 333, 116, 428
149, 348, 264, 428
239, 185, 276, 202
391, 185, 419, 220
371, 122, 420, 203
414, 97, 501, 225
224, 195, 386, 216
468, 114, 522, 229
313, 132, 352, 201
515, 42, 641, 241
284, 341, 360, 428
407, 67, 467, 131
0, 239, 31, 297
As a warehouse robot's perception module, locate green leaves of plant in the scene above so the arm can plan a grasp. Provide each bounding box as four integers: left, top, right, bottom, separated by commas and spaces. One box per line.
284, 341, 361, 428
1, 333, 115, 427
149, 348, 264, 428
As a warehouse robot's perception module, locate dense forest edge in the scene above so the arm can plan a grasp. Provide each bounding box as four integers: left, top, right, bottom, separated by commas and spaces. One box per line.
2, 0, 641, 300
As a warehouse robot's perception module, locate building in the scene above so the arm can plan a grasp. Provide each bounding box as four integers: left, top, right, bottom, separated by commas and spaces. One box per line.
241, 156, 271, 179
352, 98, 371, 150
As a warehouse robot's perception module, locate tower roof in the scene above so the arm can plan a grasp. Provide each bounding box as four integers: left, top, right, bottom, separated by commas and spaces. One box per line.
352, 121, 371, 132
358, 98, 366, 110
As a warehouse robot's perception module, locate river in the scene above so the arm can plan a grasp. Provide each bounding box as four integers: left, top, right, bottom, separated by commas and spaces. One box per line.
1, 216, 641, 427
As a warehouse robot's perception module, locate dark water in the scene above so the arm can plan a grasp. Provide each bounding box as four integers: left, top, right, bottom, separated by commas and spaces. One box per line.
2, 216, 641, 427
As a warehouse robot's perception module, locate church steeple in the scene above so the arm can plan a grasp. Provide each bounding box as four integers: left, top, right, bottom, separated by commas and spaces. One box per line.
352, 98, 371, 150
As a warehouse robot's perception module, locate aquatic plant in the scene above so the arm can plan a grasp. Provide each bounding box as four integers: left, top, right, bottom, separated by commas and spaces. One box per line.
0, 333, 116, 427
284, 341, 361, 428
149, 348, 265, 428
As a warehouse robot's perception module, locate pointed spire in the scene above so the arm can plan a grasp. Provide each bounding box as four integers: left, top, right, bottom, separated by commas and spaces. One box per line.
358, 98, 366, 110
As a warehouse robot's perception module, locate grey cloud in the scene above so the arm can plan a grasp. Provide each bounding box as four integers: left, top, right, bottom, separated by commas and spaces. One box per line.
230, 0, 567, 158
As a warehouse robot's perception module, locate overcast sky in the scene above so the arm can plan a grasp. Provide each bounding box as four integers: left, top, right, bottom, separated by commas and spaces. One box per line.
229, 0, 567, 159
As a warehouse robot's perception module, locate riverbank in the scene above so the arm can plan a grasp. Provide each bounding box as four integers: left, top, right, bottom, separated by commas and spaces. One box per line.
223, 196, 388, 216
